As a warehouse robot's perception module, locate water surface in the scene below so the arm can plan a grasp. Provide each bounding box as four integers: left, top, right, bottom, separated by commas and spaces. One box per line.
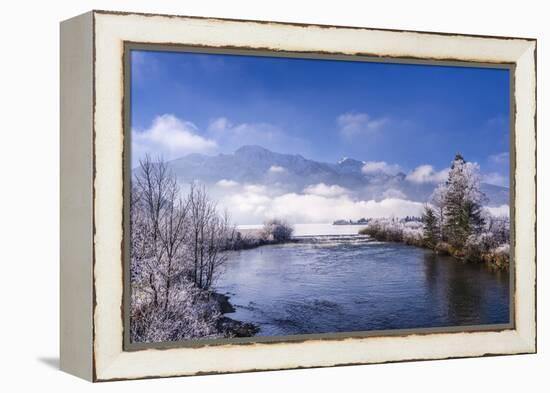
216, 226, 510, 337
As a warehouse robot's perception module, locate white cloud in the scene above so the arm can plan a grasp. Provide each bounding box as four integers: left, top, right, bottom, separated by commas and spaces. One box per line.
266, 194, 424, 223
303, 183, 349, 197
337, 112, 388, 137
226, 192, 271, 216
362, 161, 401, 175
406, 165, 449, 184
133, 114, 307, 166
208, 117, 232, 133
488, 152, 509, 165
132, 114, 217, 165
207, 116, 308, 155
482, 172, 508, 187
486, 204, 510, 218
268, 165, 286, 174
382, 188, 407, 199
219, 183, 424, 224
243, 184, 267, 194
216, 179, 239, 188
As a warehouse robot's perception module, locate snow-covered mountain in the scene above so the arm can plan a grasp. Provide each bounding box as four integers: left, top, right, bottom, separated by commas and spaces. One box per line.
167, 145, 508, 206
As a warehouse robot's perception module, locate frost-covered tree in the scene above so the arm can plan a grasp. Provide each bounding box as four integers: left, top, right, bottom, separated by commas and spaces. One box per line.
363, 153, 509, 269
485, 214, 510, 245
187, 183, 235, 290
130, 184, 150, 284
130, 157, 236, 343
133, 155, 189, 311
422, 205, 439, 248
430, 182, 448, 241
443, 154, 487, 248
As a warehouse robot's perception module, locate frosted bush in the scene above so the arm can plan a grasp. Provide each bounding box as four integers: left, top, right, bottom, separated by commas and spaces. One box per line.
262, 219, 294, 241
361, 217, 424, 245
494, 244, 510, 255
130, 279, 223, 343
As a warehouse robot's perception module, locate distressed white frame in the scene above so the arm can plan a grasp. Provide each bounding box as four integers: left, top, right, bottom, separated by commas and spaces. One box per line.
61, 10, 536, 381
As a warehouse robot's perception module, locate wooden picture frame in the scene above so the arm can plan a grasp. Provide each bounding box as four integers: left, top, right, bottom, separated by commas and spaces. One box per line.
60, 10, 536, 381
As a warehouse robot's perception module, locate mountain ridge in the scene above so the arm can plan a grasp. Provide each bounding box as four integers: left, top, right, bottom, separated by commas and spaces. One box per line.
167, 145, 509, 206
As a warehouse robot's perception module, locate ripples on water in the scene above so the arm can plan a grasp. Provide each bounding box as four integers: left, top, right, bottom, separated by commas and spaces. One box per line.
215, 232, 510, 337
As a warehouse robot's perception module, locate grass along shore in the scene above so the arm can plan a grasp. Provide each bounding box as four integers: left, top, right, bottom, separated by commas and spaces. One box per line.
359, 218, 510, 271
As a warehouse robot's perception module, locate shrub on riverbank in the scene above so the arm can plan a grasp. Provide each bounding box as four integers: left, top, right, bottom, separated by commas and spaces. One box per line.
360, 216, 510, 271
223, 219, 295, 251
480, 244, 510, 270
361, 153, 510, 271
222, 221, 296, 251
359, 218, 424, 247
130, 280, 222, 343
261, 219, 294, 241
130, 279, 259, 343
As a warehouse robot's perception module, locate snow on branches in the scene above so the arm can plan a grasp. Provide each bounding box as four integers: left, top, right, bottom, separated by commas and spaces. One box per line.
130, 155, 236, 343
362, 154, 510, 270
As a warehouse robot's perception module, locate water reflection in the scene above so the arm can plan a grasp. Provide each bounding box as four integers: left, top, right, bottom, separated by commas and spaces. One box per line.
423, 251, 509, 326
215, 236, 510, 337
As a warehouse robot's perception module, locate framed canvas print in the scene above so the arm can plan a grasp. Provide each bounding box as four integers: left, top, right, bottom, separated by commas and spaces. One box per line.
60, 10, 537, 382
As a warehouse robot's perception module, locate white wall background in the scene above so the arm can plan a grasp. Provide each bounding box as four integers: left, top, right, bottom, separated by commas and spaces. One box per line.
0, 0, 546, 391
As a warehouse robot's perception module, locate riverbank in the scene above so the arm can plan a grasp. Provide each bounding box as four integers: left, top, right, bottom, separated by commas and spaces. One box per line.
209, 292, 260, 337
359, 224, 510, 271
215, 230, 510, 335
226, 228, 297, 251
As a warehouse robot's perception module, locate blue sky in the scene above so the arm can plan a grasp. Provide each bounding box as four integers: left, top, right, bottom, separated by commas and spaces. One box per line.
131, 49, 510, 187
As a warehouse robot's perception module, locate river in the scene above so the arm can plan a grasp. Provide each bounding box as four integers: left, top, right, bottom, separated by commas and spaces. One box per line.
215, 224, 510, 337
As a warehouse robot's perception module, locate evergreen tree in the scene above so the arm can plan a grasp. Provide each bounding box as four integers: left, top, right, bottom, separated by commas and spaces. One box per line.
422, 205, 439, 249
443, 153, 486, 248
